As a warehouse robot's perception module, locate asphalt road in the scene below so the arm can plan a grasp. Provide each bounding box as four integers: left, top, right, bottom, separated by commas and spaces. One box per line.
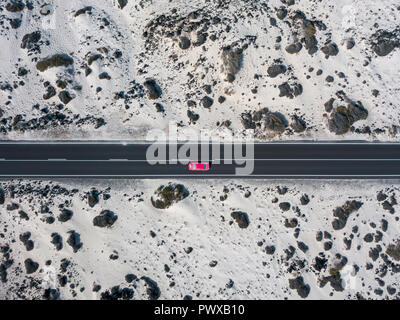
0, 142, 399, 178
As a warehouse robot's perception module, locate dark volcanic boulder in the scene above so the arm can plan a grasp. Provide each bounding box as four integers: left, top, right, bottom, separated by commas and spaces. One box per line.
290, 115, 307, 133
87, 54, 102, 66
347, 102, 368, 122
371, 29, 400, 57
43, 288, 60, 300
265, 245, 276, 255
241, 108, 288, 134
88, 189, 100, 208
125, 274, 137, 283
373, 40, 396, 56
267, 64, 286, 78
0, 188, 5, 205
7, 203, 19, 211
285, 218, 298, 228
151, 184, 189, 209
36, 54, 74, 72
10, 17, 22, 28
241, 112, 256, 130
328, 102, 368, 135
155, 103, 164, 113
58, 209, 73, 222
6, 0, 25, 12
324, 98, 335, 112
51, 233, 63, 251
141, 276, 161, 300
144, 79, 162, 100
24, 258, 39, 274
43, 85, 56, 100
278, 82, 303, 99
321, 42, 339, 58
99, 72, 111, 80
117, 0, 128, 9
328, 107, 351, 135
300, 194, 310, 205
18, 67, 28, 77
100, 286, 134, 300
74, 6, 93, 17
66, 231, 82, 253
279, 202, 291, 212
22, 240, 34, 253
19, 232, 34, 251
297, 241, 309, 253
187, 110, 200, 123
93, 210, 118, 228
285, 42, 302, 54
276, 7, 288, 20
179, 36, 191, 50
332, 200, 363, 230
58, 91, 74, 105
386, 241, 400, 261
95, 118, 106, 129
201, 96, 214, 108
289, 276, 310, 298
303, 24, 318, 55
21, 31, 41, 49
345, 38, 355, 50
231, 211, 250, 229
265, 112, 287, 133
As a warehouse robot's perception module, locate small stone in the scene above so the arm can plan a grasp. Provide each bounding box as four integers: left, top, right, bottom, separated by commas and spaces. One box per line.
179, 37, 191, 50
265, 245, 276, 255
209, 260, 218, 267
201, 96, 214, 109
279, 202, 291, 212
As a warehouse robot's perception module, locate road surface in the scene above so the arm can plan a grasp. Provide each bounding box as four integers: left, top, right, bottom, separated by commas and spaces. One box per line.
0, 142, 399, 178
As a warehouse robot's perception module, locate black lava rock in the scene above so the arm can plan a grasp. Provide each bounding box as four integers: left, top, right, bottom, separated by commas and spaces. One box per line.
231, 211, 250, 229
24, 258, 39, 274
93, 210, 118, 228
58, 209, 73, 222
201, 96, 214, 109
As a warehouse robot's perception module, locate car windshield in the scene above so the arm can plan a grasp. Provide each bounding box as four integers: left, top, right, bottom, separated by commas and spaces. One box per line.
203, 164, 207, 169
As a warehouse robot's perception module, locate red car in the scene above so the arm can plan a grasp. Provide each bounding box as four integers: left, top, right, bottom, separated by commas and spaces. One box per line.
188, 162, 210, 171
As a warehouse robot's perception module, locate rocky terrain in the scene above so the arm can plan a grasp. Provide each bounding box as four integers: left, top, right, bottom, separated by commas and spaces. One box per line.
1, 179, 400, 300
0, 0, 399, 140
1, 0, 400, 302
